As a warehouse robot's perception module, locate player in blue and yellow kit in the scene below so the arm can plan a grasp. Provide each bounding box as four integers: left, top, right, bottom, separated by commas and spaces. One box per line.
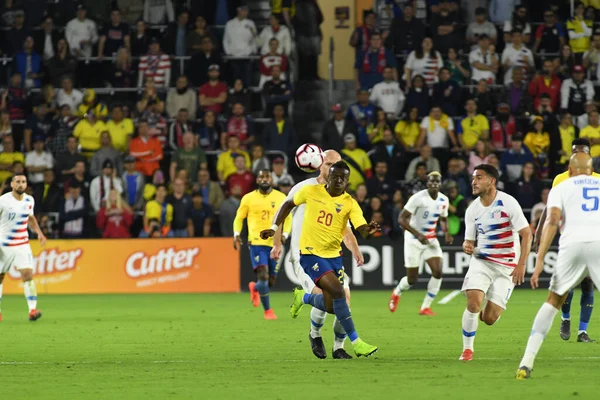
261, 161, 379, 357
234, 170, 291, 320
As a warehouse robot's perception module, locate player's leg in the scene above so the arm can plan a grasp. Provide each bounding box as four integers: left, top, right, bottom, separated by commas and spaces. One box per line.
20, 268, 41, 321
560, 289, 575, 340
419, 255, 444, 315
255, 263, 275, 319
389, 241, 422, 312
577, 277, 595, 342
247, 246, 261, 307
332, 277, 352, 359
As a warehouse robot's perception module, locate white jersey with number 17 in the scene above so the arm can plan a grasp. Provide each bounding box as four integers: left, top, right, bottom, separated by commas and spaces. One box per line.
546, 176, 600, 248
0, 192, 34, 248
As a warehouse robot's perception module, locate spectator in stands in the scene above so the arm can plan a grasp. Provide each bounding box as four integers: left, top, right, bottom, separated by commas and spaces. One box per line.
366, 160, 396, 205
271, 157, 294, 187
340, 134, 372, 192
143, 0, 174, 24
369, 66, 405, 120
167, 178, 194, 237
529, 59, 561, 112
467, 139, 493, 174
198, 110, 221, 151
170, 131, 207, 182
59, 180, 87, 238
63, 160, 89, 200
259, 38, 289, 87
0, 110, 12, 142
371, 128, 406, 181
551, 113, 577, 174
446, 157, 471, 199
90, 159, 123, 212
404, 37, 444, 88
55, 135, 84, 182
567, 1, 593, 62
533, 9, 565, 56
445, 48, 470, 85
45, 39, 78, 87
105, 105, 134, 154
199, 64, 227, 115
263, 104, 295, 155
65, 4, 98, 59
417, 105, 459, 167
489, 0, 518, 25
0, 0, 19, 27
191, 191, 213, 237
1, 161, 24, 194
142, 169, 164, 203
364, 195, 385, 223
14, 36, 41, 89
404, 75, 429, 119
223, 4, 257, 86
219, 184, 242, 237
98, 8, 130, 60
524, 116, 551, 177
90, 131, 123, 177
187, 15, 218, 54
1, 73, 27, 128
189, 37, 221, 87
501, 68, 533, 118
141, 184, 173, 238
96, 188, 133, 238
35, 16, 60, 61
473, 79, 496, 117
469, 35, 498, 85
129, 120, 163, 179
346, 88, 376, 145
227, 103, 255, 148
530, 187, 549, 231
509, 161, 542, 210
355, 32, 396, 90
3, 9, 31, 56
366, 108, 391, 146
503, 4, 531, 45
443, 180, 466, 236
217, 134, 251, 183
33, 169, 61, 213
430, 0, 458, 55
136, 78, 166, 116
38, 84, 57, 117
110, 47, 135, 88
322, 103, 358, 152
74, 110, 106, 159
466, 7, 497, 49
122, 155, 145, 211
501, 30, 535, 86
131, 19, 150, 58
25, 137, 53, 185
457, 99, 490, 152
431, 68, 461, 117
354, 183, 369, 212
404, 161, 428, 198
404, 144, 440, 181
168, 108, 193, 151
226, 155, 255, 196
166, 75, 197, 119
138, 37, 171, 88
0, 135, 24, 183
227, 79, 252, 116
250, 144, 270, 175
350, 10, 376, 61
580, 110, 600, 166
385, 4, 426, 72
556, 44, 576, 80
23, 103, 51, 152
262, 65, 293, 117
561, 65, 595, 129
77, 89, 109, 120
162, 9, 189, 57
259, 14, 292, 56
194, 168, 225, 210
56, 76, 83, 114
584, 32, 600, 82
394, 107, 420, 152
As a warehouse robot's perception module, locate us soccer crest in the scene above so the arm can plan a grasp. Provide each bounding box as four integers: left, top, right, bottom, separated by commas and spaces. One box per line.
492, 209, 502, 219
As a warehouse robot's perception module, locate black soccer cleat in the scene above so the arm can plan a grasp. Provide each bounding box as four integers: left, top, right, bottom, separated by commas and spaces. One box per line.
332, 348, 353, 359
560, 319, 571, 340
309, 333, 327, 359
577, 332, 595, 343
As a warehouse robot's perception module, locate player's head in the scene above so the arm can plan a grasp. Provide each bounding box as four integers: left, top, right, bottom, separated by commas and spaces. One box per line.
319, 150, 342, 181
11, 173, 27, 195
327, 161, 350, 196
256, 169, 273, 191
568, 152, 593, 177
571, 137, 591, 155
472, 164, 499, 196
427, 171, 442, 193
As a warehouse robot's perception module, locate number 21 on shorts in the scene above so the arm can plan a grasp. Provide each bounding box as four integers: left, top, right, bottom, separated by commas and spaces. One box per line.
582, 187, 599, 212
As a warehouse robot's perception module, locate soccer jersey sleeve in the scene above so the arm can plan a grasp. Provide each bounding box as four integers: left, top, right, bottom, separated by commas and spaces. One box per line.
293, 185, 309, 206
441, 197, 449, 218
349, 198, 368, 229
546, 185, 563, 212
464, 204, 476, 241
507, 196, 530, 232
233, 195, 249, 235
403, 192, 420, 214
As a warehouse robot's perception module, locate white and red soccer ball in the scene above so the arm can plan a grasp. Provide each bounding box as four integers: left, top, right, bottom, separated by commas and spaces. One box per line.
295, 143, 324, 173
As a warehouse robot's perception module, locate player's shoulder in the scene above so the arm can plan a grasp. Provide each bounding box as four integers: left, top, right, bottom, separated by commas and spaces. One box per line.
496, 191, 523, 209
24, 194, 34, 203
438, 192, 450, 204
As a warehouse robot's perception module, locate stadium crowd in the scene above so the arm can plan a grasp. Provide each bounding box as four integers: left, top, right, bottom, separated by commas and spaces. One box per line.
0, 0, 598, 241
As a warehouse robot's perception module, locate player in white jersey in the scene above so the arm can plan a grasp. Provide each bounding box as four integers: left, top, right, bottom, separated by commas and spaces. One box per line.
459, 164, 532, 361
0, 173, 47, 321
517, 153, 600, 379
388, 172, 453, 315
271, 150, 363, 360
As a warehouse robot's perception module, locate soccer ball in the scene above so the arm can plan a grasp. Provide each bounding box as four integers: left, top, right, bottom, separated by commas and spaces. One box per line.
295, 143, 324, 173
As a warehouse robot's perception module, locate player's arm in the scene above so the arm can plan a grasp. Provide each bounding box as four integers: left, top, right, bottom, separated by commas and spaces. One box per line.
462, 206, 475, 255
439, 217, 453, 244
398, 209, 428, 244
233, 197, 249, 250
343, 224, 364, 266
350, 200, 380, 239
532, 206, 547, 251
261, 199, 296, 239
531, 206, 561, 289
28, 215, 46, 247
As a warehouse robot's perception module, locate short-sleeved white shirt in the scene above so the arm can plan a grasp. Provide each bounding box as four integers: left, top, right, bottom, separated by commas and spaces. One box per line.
0, 192, 34, 247
420, 117, 455, 149
501, 44, 535, 85
469, 48, 498, 82
403, 189, 449, 242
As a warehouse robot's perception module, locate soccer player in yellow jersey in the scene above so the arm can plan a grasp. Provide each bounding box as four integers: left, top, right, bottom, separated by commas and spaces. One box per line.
233, 170, 291, 320
533, 138, 598, 343
261, 161, 380, 357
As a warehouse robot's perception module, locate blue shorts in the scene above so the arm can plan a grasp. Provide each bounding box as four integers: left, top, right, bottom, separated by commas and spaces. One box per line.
249, 245, 280, 277
299, 254, 345, 286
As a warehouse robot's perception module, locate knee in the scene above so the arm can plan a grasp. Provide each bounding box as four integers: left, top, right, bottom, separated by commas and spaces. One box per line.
20, 271, 33, 282
431, 267, 443, 280
406, 272, 419, 285
482, 313, 500, 326
466, 299, 481, 314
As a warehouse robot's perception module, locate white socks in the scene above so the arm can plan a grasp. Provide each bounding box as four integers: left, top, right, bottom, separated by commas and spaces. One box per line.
333, 317, 346, 350
421, 277, 442, 310
23, 280, 37, 312
310, 307, 327, 338
462, 309, 479, 351
519, 302, 559, 370
393, 276, 412, 296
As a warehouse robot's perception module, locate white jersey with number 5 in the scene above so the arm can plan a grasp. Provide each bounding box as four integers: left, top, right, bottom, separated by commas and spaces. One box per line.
0, 192, 34, 248
403, 190, 449, 242
546, 176, 600, 248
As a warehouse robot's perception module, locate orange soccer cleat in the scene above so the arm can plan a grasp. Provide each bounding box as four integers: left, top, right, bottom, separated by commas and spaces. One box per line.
248, 282, 260, 307
389, 293, 400, 312
264, 309, 277, 320
419, 308, 437, 316
28, 309, 42, 321
459, 349, 473, 361
0, 312, 2, 321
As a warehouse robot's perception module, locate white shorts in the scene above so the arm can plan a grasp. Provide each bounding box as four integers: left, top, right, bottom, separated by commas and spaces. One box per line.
550, 242, 600, 296
0, 245, 34, 274
292, 258, 350, 293
461, 257, 514, 309
404, 239, 443, 267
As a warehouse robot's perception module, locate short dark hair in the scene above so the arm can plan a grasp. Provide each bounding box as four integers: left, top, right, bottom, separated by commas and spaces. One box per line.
256, 168, 271, 175
330, 161, 350, 173
12, 172, 27, 180
155, 184, 167, 192
572, 138, 591, 147
474, 164, 499, 183
416, 161, 427, 170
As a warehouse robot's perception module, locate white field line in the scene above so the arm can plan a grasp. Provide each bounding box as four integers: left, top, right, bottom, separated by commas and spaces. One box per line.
438, 290, 462, 305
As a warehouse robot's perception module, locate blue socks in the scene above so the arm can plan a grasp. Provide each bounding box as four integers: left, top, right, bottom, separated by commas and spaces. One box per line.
303, 293, 325, 311
333, 298, 359, 342
580, 289, 594, 332
562, 290, 574, 320
255, 280, 270, 311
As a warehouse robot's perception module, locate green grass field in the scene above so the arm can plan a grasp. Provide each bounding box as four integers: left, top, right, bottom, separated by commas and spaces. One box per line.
0, 290, 597, 399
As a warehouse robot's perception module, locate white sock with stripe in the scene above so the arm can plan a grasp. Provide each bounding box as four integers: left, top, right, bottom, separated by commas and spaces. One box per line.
420, 277, 442, 310
393, 276, 412, 296
24, 280, 37, 312
462, 309, 479, 351
519, 302, 559, 370
310, 307, 327, 338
